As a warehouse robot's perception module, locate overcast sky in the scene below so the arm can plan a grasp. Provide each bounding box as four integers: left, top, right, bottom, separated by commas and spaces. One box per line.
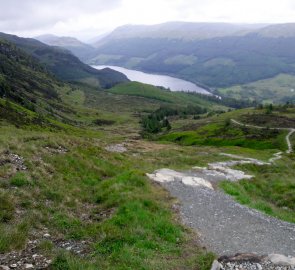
0, 0, 295, 41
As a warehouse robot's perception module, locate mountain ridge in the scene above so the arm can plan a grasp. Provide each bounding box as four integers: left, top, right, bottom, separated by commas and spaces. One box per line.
35, 34, 95, 61
0, 32, 128, 89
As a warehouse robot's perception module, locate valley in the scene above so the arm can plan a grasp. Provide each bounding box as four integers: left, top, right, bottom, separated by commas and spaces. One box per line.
1, 18, 295, 270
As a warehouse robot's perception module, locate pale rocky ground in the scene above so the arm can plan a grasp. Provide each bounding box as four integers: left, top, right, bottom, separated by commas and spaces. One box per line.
147, 150, 295, 269
211, 253, 295, 270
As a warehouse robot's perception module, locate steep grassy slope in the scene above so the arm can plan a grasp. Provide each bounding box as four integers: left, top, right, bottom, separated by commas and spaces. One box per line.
0, 122, 217, 269
0, 38, 77, 122
0, 32, 128, 88
0, 50, 225, 268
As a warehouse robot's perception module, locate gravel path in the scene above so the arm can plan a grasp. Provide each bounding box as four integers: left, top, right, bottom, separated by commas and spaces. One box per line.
231, 119, 295, 153
163, 180, 295, 256
148, 121, 295, 257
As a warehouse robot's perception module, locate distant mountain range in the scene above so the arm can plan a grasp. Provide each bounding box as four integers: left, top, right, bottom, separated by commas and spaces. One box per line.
5, 21, 295, 103
80, 22, 295, 90
93, 22, 266, 44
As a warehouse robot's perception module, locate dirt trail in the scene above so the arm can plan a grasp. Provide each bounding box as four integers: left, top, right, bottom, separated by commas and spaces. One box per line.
231, 119, 295, 154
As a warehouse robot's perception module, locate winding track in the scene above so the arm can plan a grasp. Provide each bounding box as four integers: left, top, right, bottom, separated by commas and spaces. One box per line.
231, 119, 295, 153
148, 119, 295, 256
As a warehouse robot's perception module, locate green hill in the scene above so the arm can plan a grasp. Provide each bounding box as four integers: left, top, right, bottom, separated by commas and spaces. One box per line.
218, 74, 295, 104
0, 32, 128, 89
0, 38, 73, 122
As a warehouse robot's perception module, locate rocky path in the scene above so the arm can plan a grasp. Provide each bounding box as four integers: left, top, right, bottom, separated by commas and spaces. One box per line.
163, 180, 295, 256
231, 119, 295, 154
147, 150, 295, 257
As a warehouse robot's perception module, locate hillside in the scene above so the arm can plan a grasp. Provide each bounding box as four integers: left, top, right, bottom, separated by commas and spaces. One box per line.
218, 74, 295, 104
0, 32, 128, 89
0, 38, 233, 268
86, 22, 295, 100
35, 34, 95, 61
0, 38, 78, 124
1, 39, 295, 268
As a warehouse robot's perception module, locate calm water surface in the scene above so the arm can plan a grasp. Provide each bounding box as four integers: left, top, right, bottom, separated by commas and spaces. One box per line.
93, 65, 211, 95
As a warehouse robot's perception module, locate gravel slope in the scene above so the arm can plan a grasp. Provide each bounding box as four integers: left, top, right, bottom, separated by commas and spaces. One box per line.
163, 181, 295, 256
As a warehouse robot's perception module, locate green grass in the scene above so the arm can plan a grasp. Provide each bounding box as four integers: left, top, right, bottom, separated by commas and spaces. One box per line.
10, 173, 31, 187
220, 156, 295, 223
0, 192, 15, 223
159, 121, 287, 151
0, 123, 214, 269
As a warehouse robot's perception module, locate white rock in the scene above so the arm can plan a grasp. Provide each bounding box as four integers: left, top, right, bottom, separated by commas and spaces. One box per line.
147, 169, 213, 189
181, 176, 213, 189
146, 168, 183, 183
0, 266, 10, 270
268, 254, 295, 266
9, 265, 17, 269
32, 254, 38, 259
24, 264, 34, 269
256, 263, 262, 270
210, 260, 222, 270
43, 233, 51, 238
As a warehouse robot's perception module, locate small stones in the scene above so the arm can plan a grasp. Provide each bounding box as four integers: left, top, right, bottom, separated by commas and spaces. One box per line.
8, 154, 27, 171
0, 229, 91, 269
0, 151, 27, 172
45, 145, 68, 154
217, 253, 295, 270
105, 143, 127, 153
54, 239, 90, 256
43, 233, 50, 238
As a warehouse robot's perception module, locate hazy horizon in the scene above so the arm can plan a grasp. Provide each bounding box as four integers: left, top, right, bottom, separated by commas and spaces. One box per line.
1, 0, 295, 41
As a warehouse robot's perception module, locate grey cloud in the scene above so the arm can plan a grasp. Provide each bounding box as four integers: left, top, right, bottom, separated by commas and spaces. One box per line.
0, 0, 121, 31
